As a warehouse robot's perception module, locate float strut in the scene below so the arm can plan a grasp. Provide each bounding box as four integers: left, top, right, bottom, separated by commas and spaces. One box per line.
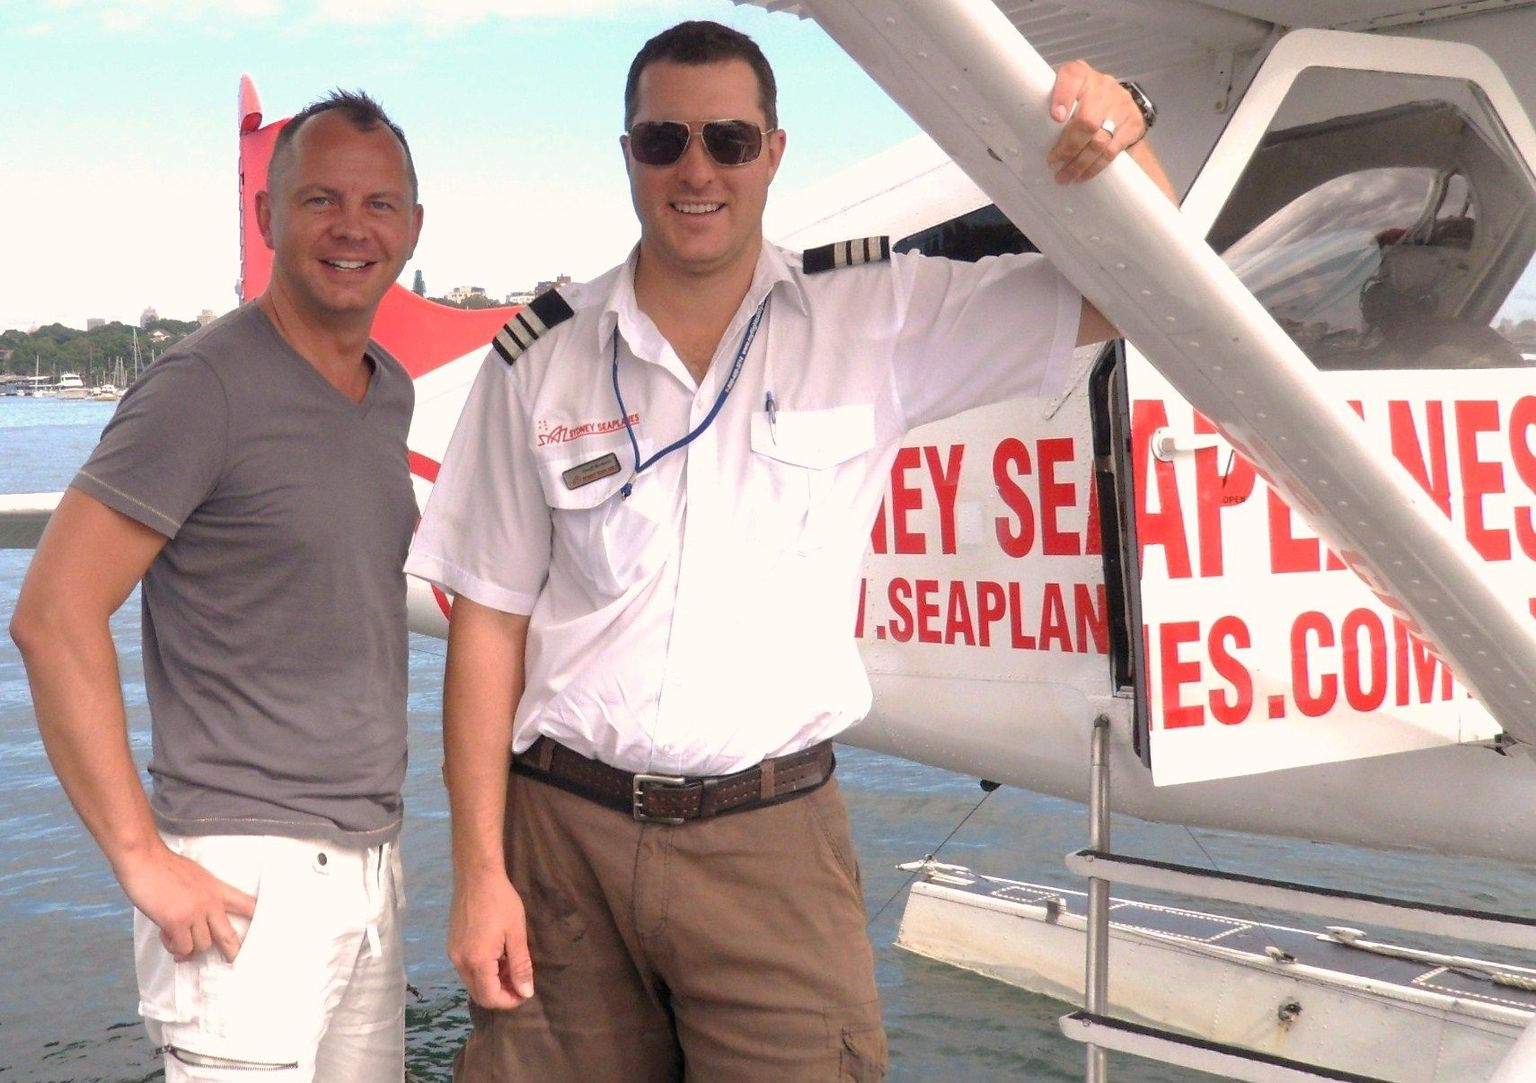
1085, 714, 1112, 1083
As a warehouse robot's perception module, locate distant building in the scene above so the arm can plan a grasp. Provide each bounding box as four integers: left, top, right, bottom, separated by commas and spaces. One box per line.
86, 318, 106, 331
504, 290, 535, 306
447, 285, 488, 304
148, 329, 172, 344
198, 309, 216, 327
534, 275, 572, 297
139, 306, 158, 328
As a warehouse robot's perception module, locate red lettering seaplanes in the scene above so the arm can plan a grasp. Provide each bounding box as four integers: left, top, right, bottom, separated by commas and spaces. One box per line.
988, 436, 1096, 560
993, 437, 1036, 558
1513, 395, 1536, 559
1341, 609, 1388, 712
945, 580, 976, 645
1208, 615, 1253, 725
1291, 610, 1337, 718
1038, 438, 1079, 556
1129, 363, 1528, 784
1132, 400, 1193, 578
925, 445, 963, 555
1158, 620, 1203, 728
877, 578, 1107, 653
1458, 400, 1511, 561
871, 444, 966, 556
888, 446, 925, 554
1389, 400, 1452, 517
1276, 607, 1457, 724
1193, 414, 1256, 578
1393, 616, 1454, 706
1145, 604, 1462, 735
1379, 394, 1536, 562
1148, 616, 1255, 730
1040, 582, 1071, 650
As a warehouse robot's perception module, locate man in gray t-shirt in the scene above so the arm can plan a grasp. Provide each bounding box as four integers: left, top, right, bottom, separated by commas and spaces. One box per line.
11, 90, 422, 1080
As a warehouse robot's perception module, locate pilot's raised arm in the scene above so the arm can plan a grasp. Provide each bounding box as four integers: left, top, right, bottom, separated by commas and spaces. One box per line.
1043, 60, 1179, 345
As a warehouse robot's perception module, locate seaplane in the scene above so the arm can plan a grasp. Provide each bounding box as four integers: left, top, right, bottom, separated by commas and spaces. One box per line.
5, 0, 1536, 1078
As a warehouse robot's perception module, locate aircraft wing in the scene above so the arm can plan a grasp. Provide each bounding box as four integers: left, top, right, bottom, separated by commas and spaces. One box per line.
739, 0, 1536, 66
742, 0, 1536, 745
0, 492, 60, 549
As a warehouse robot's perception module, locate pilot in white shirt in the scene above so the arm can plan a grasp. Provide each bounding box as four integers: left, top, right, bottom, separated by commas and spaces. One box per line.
409, 238, 1079, 777
405, 17, 1167, 1081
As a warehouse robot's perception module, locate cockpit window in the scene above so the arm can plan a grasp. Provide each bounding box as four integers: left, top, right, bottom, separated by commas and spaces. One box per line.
1210, 69, 1536, 370
1223, 167, 1438, 344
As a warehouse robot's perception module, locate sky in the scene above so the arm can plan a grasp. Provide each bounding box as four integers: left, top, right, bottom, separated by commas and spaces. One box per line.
0, 0, 920, 333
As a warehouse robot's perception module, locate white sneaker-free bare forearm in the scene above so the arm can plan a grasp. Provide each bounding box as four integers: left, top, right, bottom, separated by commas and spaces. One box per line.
442, 596, 535, 1007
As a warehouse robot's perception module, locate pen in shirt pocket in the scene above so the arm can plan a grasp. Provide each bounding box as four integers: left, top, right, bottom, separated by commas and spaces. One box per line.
764, 391, 778, 443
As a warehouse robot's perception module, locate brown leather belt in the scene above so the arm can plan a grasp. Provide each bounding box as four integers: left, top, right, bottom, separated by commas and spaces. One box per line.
512, 736, 835, 824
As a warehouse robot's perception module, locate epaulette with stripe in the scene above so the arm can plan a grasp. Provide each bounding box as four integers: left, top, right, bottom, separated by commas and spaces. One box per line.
492, 289, 575, 366
802, 236, 891, 274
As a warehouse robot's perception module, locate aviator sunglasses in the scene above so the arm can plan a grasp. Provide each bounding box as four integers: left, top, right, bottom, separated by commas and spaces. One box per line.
626, 119, 777, 167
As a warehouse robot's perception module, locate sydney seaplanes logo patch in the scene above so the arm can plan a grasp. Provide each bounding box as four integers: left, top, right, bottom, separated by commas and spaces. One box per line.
536, 413, 640, 447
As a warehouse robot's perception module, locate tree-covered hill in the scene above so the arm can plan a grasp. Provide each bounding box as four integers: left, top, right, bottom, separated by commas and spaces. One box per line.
0, 319, 199, 382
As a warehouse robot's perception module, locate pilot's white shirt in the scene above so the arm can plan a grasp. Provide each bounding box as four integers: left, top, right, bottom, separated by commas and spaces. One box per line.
406, 240, 1080, 776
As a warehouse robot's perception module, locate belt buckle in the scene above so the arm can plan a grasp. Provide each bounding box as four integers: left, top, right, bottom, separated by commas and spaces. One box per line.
632, 773, 689, 824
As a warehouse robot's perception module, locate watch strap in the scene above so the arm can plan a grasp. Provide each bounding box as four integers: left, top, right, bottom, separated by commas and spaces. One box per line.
1118, 79, 1156, 137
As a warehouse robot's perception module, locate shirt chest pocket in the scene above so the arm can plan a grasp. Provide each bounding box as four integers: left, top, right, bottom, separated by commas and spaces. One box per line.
539, 443, 666, 599
748, 405, 878, 554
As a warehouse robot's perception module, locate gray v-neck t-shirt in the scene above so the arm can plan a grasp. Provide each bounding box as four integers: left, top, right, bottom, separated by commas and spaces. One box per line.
74, 302, 416, 845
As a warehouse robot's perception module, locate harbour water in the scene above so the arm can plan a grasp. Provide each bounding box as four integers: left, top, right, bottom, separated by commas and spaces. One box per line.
3, 396, 1534, 1081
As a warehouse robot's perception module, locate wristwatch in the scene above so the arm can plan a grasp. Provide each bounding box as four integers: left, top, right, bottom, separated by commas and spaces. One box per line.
1118, 80, 1156, 136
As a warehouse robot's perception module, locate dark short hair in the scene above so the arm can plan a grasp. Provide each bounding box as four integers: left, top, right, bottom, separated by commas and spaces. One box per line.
269, 89, 418, 200
624, 21, 778, 131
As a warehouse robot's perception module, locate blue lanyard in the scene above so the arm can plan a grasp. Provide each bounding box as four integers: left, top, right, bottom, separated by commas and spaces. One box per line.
611, 298, 768, 499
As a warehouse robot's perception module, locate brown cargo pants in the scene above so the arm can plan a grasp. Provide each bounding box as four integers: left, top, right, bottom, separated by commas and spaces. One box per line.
454, 770, 888, 1081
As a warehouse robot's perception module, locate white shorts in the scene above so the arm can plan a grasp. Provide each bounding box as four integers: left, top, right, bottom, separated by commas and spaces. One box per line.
134, 833, 405, 1082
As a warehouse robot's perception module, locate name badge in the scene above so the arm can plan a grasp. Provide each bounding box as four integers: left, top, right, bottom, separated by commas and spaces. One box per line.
562, 452, 621, 490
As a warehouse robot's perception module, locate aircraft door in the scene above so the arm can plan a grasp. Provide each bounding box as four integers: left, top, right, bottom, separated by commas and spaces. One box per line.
1129, 33, 1536, 784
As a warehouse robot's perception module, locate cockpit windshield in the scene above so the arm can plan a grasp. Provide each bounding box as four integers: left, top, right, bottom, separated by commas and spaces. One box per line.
1211, 71, 1536, 369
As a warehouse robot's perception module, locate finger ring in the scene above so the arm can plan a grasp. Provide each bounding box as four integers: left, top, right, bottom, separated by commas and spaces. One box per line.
1100, 117, 1117, 137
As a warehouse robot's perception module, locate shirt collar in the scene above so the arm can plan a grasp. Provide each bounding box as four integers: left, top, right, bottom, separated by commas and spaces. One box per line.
596, 239, 807, 364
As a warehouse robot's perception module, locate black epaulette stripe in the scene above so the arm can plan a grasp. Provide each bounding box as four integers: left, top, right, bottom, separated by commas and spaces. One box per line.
803, 235, 891, 274
491, 289, 576, 366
